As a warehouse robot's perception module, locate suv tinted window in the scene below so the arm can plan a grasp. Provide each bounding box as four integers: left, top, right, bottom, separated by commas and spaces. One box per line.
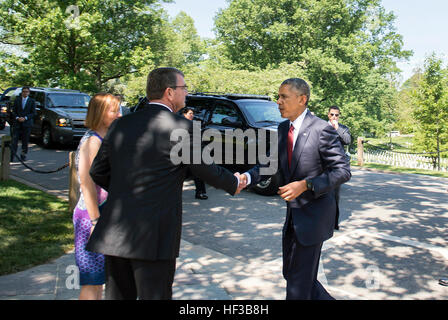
32, 91, 45, 107
237, 100, 282, 124
47, 93, 90, 108
185, 100, 213, 122
210, 103, 242, 125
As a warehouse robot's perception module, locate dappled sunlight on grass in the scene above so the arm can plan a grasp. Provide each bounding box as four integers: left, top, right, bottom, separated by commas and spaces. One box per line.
0, 180, 73, 275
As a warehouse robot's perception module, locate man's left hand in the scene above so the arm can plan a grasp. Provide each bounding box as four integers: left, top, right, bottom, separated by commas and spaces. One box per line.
278, 180, 307, 201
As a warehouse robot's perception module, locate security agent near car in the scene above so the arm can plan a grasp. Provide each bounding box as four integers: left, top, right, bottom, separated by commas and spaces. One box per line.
133, 92, 282, 195
2, 87, 90, 148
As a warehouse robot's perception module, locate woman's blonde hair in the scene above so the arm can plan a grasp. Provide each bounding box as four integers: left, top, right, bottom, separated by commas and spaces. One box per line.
85, 93, 120, 131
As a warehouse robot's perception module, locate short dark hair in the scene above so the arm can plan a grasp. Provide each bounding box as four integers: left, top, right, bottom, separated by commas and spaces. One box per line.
22, 86, 30, 91
146, 67, 184, 100
182, 107, 193, 114
328, 105, 340, 112
281, 78, 310, 106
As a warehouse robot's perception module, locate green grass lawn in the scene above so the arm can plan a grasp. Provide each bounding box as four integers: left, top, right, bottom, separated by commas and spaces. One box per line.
351, 161, 448, 179
0, 179, 73, 275
363, 136, 414, 152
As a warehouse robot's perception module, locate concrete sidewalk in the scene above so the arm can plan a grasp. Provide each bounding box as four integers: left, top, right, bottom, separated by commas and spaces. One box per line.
0, 174, 348, 300
0, 238, 346, 300
1, 167, 448, 300
0, 177, 345, 300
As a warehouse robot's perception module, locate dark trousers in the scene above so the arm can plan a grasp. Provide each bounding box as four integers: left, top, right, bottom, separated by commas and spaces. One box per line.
11, 124, 31, 158
194, 177, 206, 195
105, 255, 176, 300
283, 220, 334, 300
334, 186, 340, 230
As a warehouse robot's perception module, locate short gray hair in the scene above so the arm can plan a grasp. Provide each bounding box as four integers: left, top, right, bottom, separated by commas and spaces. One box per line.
281, 78, 310, 106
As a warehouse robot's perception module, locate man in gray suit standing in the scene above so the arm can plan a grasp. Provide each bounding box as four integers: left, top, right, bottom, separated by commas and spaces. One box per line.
87, 67, 245, 300
241, 78, 351, 299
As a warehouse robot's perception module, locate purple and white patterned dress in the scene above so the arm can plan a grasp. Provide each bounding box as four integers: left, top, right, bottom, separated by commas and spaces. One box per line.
73, 130, 107, 285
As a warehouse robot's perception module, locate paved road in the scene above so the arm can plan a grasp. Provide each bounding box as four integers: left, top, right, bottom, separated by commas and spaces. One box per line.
2, 124, 448, 299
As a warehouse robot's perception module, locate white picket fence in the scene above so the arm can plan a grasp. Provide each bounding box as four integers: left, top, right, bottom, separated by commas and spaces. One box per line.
351, 149, 448, 172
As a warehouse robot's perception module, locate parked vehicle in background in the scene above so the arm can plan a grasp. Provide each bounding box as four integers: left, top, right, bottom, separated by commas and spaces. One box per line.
4, 87, 90, 148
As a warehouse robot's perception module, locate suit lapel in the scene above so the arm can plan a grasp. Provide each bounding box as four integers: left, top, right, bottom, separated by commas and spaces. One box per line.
278, 120, 289, 178
289, 111, 313, 177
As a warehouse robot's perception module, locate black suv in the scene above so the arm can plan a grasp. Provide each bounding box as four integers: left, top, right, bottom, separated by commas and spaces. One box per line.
133, 93, 284, 195
0, 87, 18, 130
4, 87, 91, 147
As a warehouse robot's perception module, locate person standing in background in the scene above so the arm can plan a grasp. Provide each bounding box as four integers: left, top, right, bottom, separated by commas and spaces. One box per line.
327, 105, 352, 230
10, 86, 36, 161
182, 107, 208, 200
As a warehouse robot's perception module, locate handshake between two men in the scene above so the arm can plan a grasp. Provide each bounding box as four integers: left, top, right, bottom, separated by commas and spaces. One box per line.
233, 172, 308, 202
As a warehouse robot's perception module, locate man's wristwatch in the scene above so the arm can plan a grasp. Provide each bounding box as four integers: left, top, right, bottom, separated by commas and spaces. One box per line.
305, 179, 314, 192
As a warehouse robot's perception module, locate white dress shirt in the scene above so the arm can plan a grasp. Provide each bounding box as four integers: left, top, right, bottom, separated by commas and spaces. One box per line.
22, 97, 28, 109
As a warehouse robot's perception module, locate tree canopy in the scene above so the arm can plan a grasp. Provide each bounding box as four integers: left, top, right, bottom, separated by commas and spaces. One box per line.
2, 0, 440, 143
411, 54, 448, 166
214, 0, 412, 137
0, 0, 171, 92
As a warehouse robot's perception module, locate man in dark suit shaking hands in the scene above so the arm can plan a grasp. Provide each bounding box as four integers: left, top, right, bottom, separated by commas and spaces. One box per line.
11, 86, 36, 161
242, 78, 351, 299
87, 67, 246, 300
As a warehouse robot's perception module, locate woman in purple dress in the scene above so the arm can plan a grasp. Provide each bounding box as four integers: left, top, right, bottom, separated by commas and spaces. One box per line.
73, 93, 121, 300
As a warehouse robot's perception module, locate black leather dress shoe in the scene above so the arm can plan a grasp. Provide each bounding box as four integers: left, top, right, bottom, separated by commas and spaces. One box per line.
439, 278, 448, 286
195, 193, 208, 200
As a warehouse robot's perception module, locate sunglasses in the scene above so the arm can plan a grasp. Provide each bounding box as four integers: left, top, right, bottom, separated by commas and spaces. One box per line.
330, 113, 340, 117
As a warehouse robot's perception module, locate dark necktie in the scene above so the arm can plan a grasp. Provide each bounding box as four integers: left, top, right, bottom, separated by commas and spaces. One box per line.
287, 123, 294, 168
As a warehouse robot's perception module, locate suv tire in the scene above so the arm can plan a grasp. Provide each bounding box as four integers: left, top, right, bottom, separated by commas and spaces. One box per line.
42, 125, 53, 148
252, 172, 281, 196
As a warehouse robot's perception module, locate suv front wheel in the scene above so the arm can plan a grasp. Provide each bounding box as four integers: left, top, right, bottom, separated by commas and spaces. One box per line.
42, 125, 53, 148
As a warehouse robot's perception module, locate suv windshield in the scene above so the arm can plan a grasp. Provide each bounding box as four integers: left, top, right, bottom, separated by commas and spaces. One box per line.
238, 100, 283, 125
47, 93, 90, 108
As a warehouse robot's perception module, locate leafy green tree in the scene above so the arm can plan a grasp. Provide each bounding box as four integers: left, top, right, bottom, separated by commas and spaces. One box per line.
185, 61, 307, 98
121, 10, 207, 105
411, 54, 448, 169
214, 0, 411, 138
164, 11, 207, 68
394, 73, 422, 135
0, 0, 171, 92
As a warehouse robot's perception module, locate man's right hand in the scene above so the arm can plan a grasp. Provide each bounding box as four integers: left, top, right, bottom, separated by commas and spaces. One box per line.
234, 172, 247, 195
330, 119, 339, 130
